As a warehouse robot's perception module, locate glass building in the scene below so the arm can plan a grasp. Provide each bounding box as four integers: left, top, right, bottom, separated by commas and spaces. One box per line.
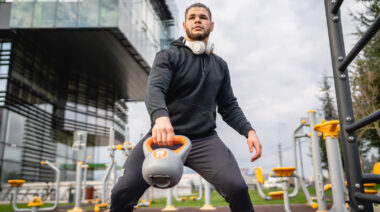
0, 0, 178, 185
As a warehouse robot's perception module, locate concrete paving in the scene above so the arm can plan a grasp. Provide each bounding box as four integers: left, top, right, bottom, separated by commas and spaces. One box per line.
54, 203, 328, 212
131, 204, 317, 212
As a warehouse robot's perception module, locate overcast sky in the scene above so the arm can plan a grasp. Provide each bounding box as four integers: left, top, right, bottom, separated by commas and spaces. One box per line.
126, 0, 372, 178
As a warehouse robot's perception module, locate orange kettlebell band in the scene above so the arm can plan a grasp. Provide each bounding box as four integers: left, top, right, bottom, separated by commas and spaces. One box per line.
145, 136, 188, 154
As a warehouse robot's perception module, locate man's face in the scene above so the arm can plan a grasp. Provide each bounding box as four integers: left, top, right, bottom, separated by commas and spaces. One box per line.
183, 7, 214, 41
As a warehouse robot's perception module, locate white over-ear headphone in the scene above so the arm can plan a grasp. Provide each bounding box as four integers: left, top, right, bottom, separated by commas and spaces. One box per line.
184, 38, 214, 55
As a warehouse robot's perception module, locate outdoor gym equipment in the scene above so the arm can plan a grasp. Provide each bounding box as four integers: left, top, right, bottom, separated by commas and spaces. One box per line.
254, 167, 316, 212
190, 175, 203, 201
68, 130, 87, 212
163, 176, 214, 211
8, 160, 60, 212
173, 186, 188, 202
173, 175, 204, 202
137, 188, 152, 207
163, 188, 177, 211
95, 127, 134, 212
314, 120, 349, 212
200, 181, 216, 210
142, 135, 191, 188
306, 110, 328, 211
323, 0, 380, 211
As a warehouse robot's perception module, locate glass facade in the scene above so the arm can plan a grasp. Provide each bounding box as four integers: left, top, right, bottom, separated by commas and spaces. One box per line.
0, 0, 177, 185
0, 34, 127, 183
9, 0, 177, 66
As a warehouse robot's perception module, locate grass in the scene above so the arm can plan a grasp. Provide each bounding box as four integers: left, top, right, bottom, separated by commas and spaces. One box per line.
0, 187, 345, 210
145, 187, 333, 208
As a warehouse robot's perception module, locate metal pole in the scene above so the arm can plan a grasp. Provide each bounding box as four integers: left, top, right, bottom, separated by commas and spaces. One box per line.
278, 143, 283, 167
200, 181, 215, 210
162, 188, 177, 211
325, 136, 349, 212
102, 161, 115, 204
109, 127, 117, 188
289, 125, 303, 197
298, 141, 305, 180
74, 161, 83, 209
167, 188, 173, 206
82, 164, 88, 203
40, 161, 60, 211
204, 182, 211, 205
307, 110, 327, 211
282, 180, 291, 212
323, 0, 371, 210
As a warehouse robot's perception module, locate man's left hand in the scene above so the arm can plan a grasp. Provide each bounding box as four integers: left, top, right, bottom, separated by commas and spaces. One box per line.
247, 130, 262, 162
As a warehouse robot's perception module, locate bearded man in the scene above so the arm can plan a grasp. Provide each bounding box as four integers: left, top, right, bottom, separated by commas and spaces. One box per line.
110, 3, 262, 212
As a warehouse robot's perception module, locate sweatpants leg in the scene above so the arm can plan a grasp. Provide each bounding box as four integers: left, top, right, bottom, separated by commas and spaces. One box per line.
185, 133, 254, 212
110, 134, 151, 212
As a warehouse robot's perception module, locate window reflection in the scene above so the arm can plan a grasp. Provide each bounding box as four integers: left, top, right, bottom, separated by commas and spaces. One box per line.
0, 65, 9, 75
77, 0, 99, 27
10, 0, 35, 28
2, 42, 12, 50
33, 0, 57, 27
0, 79, 7, 91
3, 145, 22, 161
5, 111, 26, 146
1, 161, 21, 184
56, 0, 78, 27
76, 112, 86, 122
99, 0, 118, 26
65, 110, 76, 120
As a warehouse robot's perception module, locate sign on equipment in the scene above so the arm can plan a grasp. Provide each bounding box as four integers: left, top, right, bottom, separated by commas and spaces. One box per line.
73, 130, 87, 151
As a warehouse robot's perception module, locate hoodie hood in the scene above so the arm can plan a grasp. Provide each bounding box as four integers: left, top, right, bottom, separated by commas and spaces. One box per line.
171, 37, 187, 47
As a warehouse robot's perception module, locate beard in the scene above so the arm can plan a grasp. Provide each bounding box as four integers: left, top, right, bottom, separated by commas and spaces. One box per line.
186, 27, 211, 41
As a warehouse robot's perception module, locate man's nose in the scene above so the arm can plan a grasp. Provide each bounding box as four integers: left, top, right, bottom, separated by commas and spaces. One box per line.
194, 17, 201, 23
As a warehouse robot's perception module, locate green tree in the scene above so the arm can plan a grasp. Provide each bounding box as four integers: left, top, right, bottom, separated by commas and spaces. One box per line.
350, 0, 380, 155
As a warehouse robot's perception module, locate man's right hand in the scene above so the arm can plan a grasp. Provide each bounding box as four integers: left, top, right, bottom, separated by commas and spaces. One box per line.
152, 116, 174, 146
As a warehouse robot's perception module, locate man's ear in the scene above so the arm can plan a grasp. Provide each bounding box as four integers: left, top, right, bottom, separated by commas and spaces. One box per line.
210, 21, 214, 32
182, 22, 186, 32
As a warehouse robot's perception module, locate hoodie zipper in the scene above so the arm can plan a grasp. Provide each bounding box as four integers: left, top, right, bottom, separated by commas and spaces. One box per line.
201, 55, 205, 75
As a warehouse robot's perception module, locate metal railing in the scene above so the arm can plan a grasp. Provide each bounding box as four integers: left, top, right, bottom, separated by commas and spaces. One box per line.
323, 0, 380, 211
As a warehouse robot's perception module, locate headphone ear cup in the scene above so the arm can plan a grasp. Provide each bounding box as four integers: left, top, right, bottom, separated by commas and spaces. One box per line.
191, 41, 205, 55
185, 40, 205, 55
205, 42, 214, 55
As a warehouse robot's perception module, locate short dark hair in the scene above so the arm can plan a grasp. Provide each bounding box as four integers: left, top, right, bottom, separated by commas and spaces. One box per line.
185, 3, 212, 21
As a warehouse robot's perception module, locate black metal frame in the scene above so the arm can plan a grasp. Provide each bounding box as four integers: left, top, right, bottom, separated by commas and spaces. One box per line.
323, 0, 380, 211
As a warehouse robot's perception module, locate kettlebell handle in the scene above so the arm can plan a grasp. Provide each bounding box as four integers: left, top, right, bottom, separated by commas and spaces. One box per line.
145, 136, 189, 154
143, 135, 192, 162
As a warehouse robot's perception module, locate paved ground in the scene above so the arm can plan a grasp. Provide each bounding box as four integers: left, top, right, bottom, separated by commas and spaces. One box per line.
131, 204, 318, 212
55, 204, 319, 212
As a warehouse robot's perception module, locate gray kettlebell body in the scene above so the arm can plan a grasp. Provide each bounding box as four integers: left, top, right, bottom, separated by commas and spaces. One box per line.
142, 136, 191, 188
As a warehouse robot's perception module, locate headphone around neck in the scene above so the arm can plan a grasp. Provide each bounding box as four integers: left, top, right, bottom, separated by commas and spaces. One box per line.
183, 38, 214, 55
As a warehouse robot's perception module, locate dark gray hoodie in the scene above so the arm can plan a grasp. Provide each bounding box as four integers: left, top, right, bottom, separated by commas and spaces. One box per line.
145, 37, 254, 139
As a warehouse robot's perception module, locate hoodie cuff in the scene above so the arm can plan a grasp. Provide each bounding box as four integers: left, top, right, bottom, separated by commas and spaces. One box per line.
151, 108, 169, 123
239, 123, 255, 138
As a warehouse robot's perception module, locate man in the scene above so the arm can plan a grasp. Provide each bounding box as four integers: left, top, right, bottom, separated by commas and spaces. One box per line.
110, 3, 262, 212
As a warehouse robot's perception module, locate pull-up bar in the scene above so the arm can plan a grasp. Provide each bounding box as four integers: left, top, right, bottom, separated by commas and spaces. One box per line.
339, 15, 380, 71
323, 0, 380, 211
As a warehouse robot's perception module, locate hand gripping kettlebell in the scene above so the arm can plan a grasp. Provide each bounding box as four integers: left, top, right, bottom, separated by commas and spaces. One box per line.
142, 136, 191, 188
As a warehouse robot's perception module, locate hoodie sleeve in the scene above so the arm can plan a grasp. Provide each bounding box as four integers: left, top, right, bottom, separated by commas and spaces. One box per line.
216, 62, 254, 138
145, 50, 173, 123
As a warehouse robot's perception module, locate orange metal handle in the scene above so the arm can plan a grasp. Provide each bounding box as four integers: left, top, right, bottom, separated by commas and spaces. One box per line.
145, 136, 188, 154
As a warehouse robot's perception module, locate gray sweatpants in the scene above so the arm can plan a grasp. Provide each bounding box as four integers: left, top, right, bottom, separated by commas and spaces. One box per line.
110, 132, 254, 212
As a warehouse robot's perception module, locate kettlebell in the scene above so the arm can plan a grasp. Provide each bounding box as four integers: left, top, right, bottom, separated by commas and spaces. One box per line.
142, 135, 192, 188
